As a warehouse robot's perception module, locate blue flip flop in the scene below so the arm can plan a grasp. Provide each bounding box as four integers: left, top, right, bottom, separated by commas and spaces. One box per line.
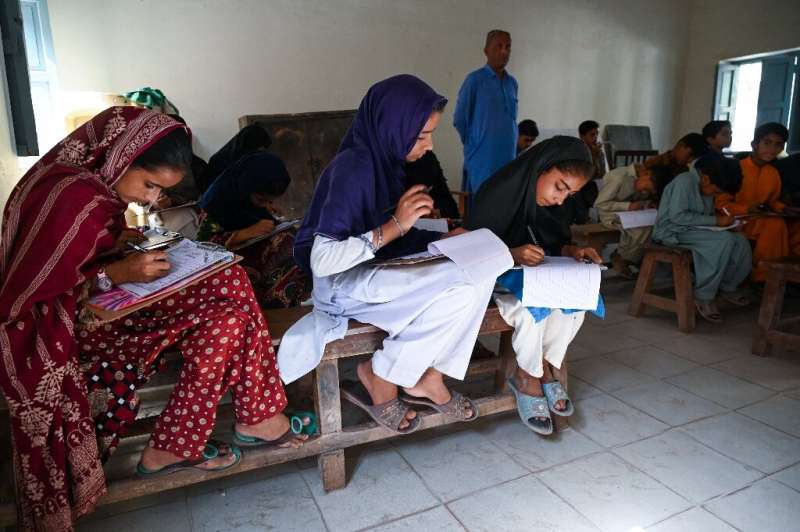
136, 440, 241, 477
507, 378, 553, 435
542, 381, 574, 417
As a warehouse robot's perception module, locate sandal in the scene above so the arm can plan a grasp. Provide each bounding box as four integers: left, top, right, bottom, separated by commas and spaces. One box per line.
399, 390, 479, 422
232, 424, 305, 448
136, 439, 241, 477
695, 301, 723, 323
542, 381, 574, 417
286, 409, 318, 435
340, 380, 420, 434
719, 291, 750, 307
507, 378, 553, 435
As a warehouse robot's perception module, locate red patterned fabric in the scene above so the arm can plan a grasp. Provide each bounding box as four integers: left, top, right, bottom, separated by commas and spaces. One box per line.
0, 107, 186, 530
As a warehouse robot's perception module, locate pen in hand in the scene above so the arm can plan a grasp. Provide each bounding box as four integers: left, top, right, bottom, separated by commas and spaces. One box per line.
526, 225, 541, 248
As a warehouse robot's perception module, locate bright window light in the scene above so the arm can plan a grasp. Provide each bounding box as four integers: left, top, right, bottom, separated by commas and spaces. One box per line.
730, 62, 762, 152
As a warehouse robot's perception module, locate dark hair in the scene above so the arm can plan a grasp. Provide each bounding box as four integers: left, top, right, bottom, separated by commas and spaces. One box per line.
648, 165, 676, 199
518, 119, 539, 138
695, 152, 742, 194
678, 133, 708, 158
551, 159, 594, 181
130, 128, 193, 176
485, 29, 510, 47
702, 120, 731, 141
753, 122, 789, 144
578, 120, 599, 136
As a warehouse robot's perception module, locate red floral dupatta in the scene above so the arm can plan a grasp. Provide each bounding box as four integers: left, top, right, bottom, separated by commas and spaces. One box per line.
0, 107, 186, 531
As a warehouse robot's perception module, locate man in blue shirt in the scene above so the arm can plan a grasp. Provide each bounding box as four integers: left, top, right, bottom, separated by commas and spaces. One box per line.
454, 30, 518, 199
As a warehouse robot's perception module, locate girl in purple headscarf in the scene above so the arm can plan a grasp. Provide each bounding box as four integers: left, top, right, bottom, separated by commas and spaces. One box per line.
278, 75, 509, 433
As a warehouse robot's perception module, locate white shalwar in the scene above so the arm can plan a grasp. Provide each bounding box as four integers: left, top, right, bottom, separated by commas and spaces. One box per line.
278, 232, 503, 387
493, 293, 585, 378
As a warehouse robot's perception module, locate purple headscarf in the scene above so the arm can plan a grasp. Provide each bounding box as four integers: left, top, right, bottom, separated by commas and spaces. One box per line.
294, 74, 447, 274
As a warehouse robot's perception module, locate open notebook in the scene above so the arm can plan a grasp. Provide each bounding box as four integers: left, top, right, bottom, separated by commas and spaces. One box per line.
616, 208, 658, 229
230, 218, 303, 251
521, 256, 602, 310
87, 240, 239, 321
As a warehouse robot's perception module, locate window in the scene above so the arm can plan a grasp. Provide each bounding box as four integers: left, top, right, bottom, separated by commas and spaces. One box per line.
713, 49, 800, 152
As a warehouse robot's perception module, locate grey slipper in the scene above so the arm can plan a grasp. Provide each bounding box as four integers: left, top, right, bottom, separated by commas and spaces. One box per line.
542, 381, 574, 417
341, 381, 420, 434
507, 378, 553, 435
399, 391, 479, 422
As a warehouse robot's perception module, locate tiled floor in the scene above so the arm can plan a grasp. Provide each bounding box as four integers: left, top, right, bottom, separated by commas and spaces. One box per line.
78, 281, 800, 532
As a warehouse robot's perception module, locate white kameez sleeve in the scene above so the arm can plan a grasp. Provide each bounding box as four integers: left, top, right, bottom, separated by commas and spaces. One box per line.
309, 232, 376, 277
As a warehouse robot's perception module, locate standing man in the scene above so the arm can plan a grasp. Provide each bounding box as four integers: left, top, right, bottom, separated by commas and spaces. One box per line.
454, 29, 518, 200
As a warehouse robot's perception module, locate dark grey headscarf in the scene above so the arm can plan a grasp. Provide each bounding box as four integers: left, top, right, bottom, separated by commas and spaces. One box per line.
465, 136, 592, 254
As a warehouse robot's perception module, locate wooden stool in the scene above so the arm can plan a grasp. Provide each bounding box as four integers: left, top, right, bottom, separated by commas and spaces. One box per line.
753, 257, 800, 356
628, 243, 695, 333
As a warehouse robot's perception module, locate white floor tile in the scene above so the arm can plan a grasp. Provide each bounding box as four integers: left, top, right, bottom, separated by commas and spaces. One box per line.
538, 453, 690, 532
614, 430, 761, 503
477, 417, 602, 472
612, 381, 726, 426
647, 507, 737, 532
569, 376, 604, 400
366, 506, 463, 532
712, 356, 800, 391
188, 471, 324, 532
302, 448, 438, 532
78, 499, 191, 532
571, 394, 668, 447
705, 479, 800, 532
738, 395, 800, 437
607, 345, 699, 378
570, 357, 656, 393
394, 429, 527, 502
682, 413, 800, 474
448, 474, 597, 532
652, 335, 744, 365
666, 366, 774, 409
771, 462, 800, 492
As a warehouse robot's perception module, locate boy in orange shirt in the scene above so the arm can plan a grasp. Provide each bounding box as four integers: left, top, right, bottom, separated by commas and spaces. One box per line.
716, 122, 794, 282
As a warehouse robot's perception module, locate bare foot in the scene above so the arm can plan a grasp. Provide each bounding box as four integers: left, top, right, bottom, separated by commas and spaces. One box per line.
140, 444, 236, 472
357, 360, 416, 429
403, 368, 474, 418
235, 413, 308, 448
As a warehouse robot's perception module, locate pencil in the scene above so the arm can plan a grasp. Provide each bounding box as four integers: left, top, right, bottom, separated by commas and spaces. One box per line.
526, 225, 540, 247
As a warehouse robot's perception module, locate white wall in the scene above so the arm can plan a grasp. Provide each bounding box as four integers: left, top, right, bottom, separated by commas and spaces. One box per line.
47, 0, 690, 186
675, 0, 800, 140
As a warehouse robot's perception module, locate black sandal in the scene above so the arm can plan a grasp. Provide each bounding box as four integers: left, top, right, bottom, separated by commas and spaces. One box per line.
399, 391, 479, 422
341, 380, 420, 434
136, 439, 241, 477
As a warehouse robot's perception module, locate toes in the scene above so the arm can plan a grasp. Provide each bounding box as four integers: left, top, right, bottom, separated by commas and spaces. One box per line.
405, 409, 417, 420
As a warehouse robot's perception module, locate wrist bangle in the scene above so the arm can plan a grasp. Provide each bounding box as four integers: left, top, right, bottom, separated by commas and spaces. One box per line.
390, 215, 406, 237
376, 225, 383, 249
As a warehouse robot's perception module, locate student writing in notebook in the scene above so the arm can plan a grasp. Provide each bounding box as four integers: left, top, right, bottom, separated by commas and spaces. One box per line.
653, 152, 751, 323
0, 108, 307, 530
645, 133, 708, 175
466, 136, 603, 435
595, 163, 674, 278
197, 151, 312, 308
279, 75, 511, 434
715, 122, 800, 283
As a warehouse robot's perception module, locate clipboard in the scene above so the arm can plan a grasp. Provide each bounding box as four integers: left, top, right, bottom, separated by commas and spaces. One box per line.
85, 255, 242, 323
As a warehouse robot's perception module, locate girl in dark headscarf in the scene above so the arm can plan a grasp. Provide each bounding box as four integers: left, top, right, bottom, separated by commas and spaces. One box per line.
197, 151, 311, 308
466, 136, 604, 436
279, 75, 511, 434
199, 124, 272, 192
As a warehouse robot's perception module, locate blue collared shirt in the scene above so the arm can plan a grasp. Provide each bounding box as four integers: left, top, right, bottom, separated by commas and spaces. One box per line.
453, 64, 518, 195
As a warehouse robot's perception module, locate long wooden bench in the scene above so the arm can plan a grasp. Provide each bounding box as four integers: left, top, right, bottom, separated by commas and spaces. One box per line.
0, 304, 572, 525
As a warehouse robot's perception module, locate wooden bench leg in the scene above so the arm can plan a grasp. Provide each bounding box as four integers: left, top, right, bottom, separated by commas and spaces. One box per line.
494, 330, 515, 393
629, 255, 656, 317
753, 274, 786, 357
314, 358, 346, 491
674, 255, 695, 333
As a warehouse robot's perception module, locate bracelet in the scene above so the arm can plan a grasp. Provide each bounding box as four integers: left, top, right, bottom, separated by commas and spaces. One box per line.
390, 215, 406, 237
376, 225, 384, 249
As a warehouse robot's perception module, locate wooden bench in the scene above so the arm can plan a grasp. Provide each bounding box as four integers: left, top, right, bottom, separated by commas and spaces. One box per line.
0, 304, 572, 525
571, 223, 620, 255
629, 243, 695, 333
753, 257, 800, 356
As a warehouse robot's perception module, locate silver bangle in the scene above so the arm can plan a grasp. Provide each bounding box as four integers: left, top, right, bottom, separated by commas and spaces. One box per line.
390, 215, 406, 237
376, 225, 383, 249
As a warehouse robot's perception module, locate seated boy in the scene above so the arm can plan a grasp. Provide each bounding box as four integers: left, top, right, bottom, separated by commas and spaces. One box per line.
715, 122, 798, 282
595, 164, 674, 277
702, 120, 732, 154
578, 120, 607, 179
645, 133, 708, 175
517, 119, 539, 154
653, 153, 751, 323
